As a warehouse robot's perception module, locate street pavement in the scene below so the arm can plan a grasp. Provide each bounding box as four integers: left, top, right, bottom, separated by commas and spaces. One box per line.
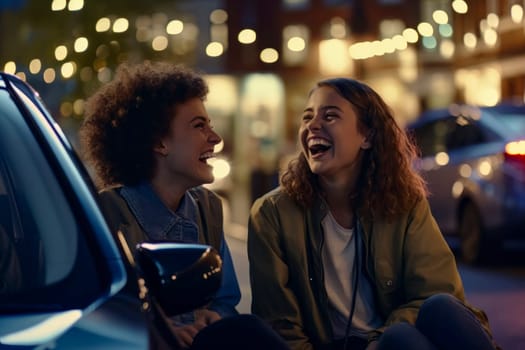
225, 226, 525, 350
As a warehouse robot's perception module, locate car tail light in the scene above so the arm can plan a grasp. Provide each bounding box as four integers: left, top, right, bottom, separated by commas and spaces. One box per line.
504, 140, 525, 165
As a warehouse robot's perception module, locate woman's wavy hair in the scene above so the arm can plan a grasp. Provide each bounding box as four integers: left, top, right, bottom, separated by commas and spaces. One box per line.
79, 61, 208, 188
280, 78, 427, 220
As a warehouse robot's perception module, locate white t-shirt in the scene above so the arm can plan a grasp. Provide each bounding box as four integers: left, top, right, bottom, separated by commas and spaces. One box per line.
321, 210, 383, 339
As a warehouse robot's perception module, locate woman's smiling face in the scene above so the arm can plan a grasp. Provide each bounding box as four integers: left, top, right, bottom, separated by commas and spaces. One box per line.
299, 85, 370, 181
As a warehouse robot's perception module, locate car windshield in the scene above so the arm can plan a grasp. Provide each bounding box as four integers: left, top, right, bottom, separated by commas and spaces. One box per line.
497, 114, 525, 135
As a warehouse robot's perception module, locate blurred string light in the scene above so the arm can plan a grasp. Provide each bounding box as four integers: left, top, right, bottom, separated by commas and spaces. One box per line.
29, 59, 41, 74
51, 0, 84, 11
43, 68, 56, 83
74, 37, 88, 53
206, 42, 224, 57
432, 10, 448, 24
60, 61, 76, 79
260, 48, 278, 63
166, 20, 184, 35
96, 17, 111, 32
4, 61, 16, 74
511, 5, 524, 23
452, 0, 468, 14
151, 36, 168, 51
54, 46, 68, 61
112, 18, 129, 33
238, 29, 256, 44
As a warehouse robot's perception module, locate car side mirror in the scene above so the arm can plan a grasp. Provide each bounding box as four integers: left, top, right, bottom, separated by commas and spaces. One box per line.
134, 242, 222, 317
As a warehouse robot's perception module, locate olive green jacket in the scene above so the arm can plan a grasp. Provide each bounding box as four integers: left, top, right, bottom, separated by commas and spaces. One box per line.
247, 187, 493, 350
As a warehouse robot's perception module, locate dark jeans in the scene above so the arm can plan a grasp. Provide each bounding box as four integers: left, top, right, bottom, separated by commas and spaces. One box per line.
377, 293, 498, 350
191, 314, 290, 350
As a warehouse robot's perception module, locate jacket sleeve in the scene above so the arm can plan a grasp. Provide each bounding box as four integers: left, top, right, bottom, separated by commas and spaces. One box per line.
248, 196, 314, 350
207, 236, 241, 317
383, 198, 466, 327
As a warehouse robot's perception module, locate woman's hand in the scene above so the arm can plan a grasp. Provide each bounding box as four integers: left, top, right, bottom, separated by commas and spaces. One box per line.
366, 340, 379, 350
170, 309, 222, 348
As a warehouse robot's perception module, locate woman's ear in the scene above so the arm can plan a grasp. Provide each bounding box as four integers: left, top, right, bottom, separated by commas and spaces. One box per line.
361, 140, 372, 150
361, 129, 374, 149
153, 141, 168, 156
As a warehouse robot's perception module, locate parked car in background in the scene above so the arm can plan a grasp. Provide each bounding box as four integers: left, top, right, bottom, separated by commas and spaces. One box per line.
407, 103, 525, 264
0, 72, 222, 349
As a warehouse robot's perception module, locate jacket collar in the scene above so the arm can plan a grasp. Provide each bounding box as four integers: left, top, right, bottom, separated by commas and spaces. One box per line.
120, 182, 199, 241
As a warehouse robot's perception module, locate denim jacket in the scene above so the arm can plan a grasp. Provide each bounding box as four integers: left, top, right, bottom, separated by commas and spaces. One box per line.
98, 182, 240, 320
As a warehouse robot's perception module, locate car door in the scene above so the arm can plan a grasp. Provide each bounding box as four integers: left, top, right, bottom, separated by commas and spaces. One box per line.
0, 73, 149, 349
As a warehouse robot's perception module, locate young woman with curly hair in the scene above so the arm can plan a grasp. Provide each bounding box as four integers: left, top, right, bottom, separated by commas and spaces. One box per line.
80, 61, 289, 350
247, 78, 500, 350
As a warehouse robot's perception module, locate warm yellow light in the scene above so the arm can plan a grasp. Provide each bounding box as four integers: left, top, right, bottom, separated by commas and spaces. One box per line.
402, 28, 419, 43
68, 0, 84, 11
349, 42, 371, 60
29, 59, 41, 74
43, 68, 56, 83
238, 29, 256, 44
166, 20, 183, 35
435, 152, 449, 166
210, 9, 228, 24
511, 5, 524, 23
463, 32, 477, 49
209, 158, 231, 180
74, 37, 88, 52
486, 13, 499, 28
206, 42, 224, 57
61, 62, 76, 79
319, 39, 352, 75
4, 61, 16, 74
287, 37, 305, 52
452, 0, 468, 14
392, 35, 407, 50
151, 36, 168, 51
329, 17, 346, 39
15, 72, 26, 81
506, 141, 525, 155
260, 48, 279, 63
451, 181, 464, 198
97, 67, 112, 83
483, 28, 498, 46
478, 161, 492, 177
459, 164, 472, 178
417, 22, 433, 37
55, 45, 68, 61
73, 99, 84, 115
51, 0, 66, 11
432, 10, 448, 24
96, 17, 111, 32
440, 40, 455, 58
113, 18, 129, 33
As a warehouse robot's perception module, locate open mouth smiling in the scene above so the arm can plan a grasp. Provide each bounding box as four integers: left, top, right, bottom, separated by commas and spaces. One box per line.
307, 138, 332, 156
199, 151, 215, 163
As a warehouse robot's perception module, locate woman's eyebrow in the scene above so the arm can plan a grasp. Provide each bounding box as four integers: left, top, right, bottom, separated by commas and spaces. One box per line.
303, 105, 343, 113
190, 116, 209, 123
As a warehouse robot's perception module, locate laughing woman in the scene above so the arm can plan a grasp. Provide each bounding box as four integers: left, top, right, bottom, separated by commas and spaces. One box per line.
247, 78, 500, 350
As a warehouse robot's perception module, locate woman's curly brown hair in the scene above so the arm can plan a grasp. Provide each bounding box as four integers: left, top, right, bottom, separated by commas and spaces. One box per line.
79, 61, 208, 188
280, 78, 427, 220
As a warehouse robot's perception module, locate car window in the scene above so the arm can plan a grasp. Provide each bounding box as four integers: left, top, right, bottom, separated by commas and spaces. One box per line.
0, 89, 77, 294
413, 115, 487, 157
497, 114, 525, 135
413, 118, 451, 157
446, 116, 486, 151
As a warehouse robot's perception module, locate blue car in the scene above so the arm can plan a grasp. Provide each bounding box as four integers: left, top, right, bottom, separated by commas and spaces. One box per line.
0, 72, 222, 349
407, 104, 525, 264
